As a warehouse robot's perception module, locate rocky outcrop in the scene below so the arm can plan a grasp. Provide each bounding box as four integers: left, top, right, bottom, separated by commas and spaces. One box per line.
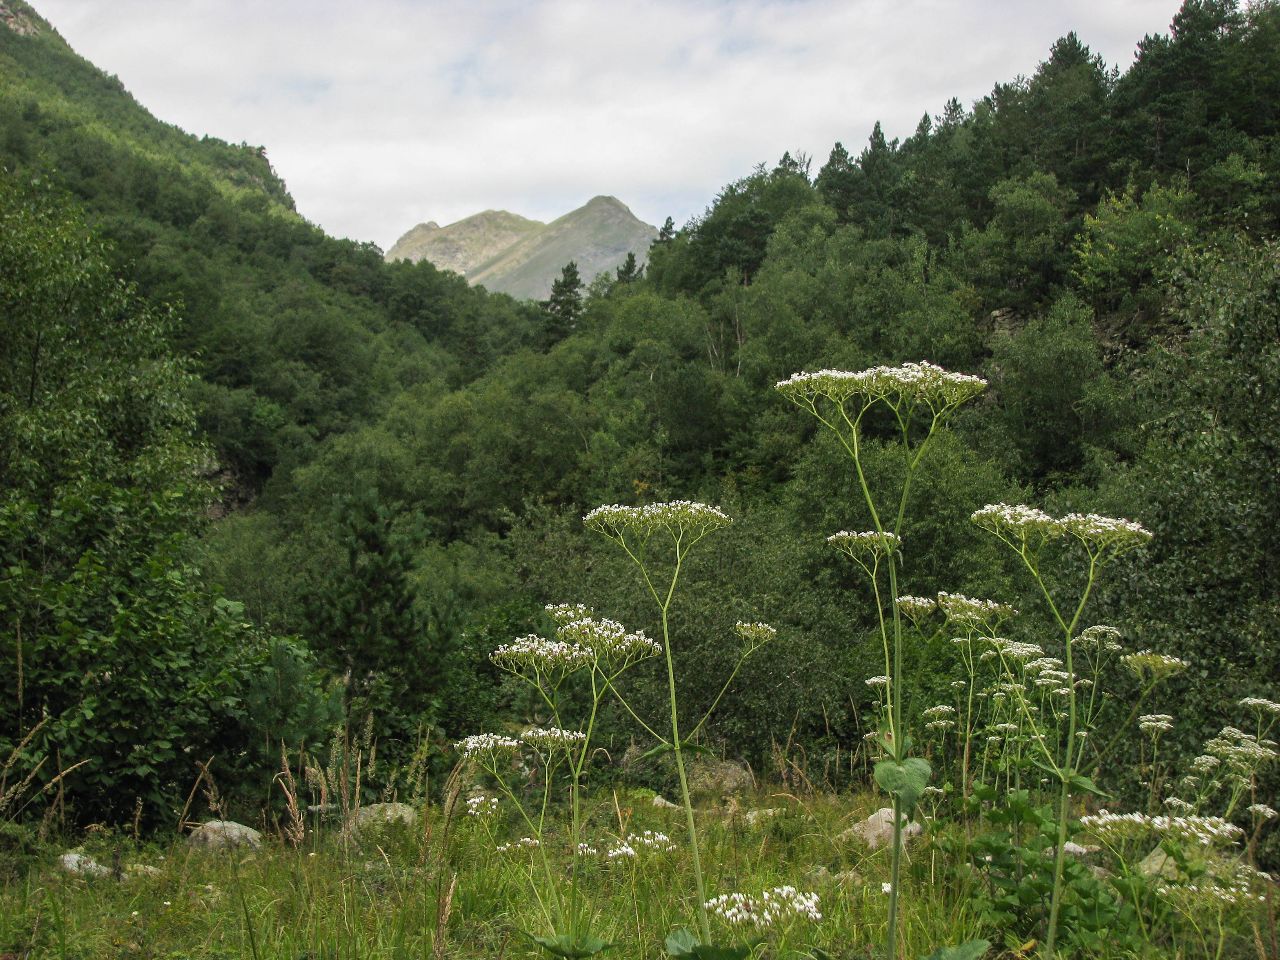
187, 820, 263, 850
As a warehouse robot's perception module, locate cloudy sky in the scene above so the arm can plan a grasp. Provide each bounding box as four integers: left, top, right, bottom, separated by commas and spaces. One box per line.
35, 0, 1178, 249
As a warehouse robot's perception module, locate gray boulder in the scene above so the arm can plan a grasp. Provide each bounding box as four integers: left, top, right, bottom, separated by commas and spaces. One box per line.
58, 851, 110, 877
837, 807, 922, 849
687, 758, 754, 801
348, 802, 418, 837
187, 820, 263, 850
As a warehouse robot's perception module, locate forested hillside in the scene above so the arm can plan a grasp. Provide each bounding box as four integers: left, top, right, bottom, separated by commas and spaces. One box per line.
1, 0, 1278, 843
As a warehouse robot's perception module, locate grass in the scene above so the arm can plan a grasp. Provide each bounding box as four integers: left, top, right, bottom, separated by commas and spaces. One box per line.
0, 786, 976, 960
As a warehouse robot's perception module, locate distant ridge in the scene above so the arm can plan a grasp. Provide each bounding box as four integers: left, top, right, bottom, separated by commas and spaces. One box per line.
386, 196, 657, 300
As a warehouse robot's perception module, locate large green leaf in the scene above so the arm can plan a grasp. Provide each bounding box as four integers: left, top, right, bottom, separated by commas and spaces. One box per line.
663, 929, 754, 959
525, 931, 613, 958
873, 756, 932, 811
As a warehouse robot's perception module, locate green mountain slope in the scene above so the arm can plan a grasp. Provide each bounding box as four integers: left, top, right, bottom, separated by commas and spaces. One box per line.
386, 209, 544, 274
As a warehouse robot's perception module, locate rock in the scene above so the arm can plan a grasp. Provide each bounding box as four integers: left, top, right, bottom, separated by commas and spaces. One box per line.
349, 802, 417, 836
743, 807, 782, 827
833, 868, 863, 887
837, 808, 922, 849
57, 851, 109, 877
651, 795, 680, 810
687, 758, 754, 801
187, 820, 262, 850
126, 863, 162, 878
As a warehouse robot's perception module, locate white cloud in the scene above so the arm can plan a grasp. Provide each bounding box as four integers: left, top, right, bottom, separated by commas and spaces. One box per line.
35, 0, 1179, 248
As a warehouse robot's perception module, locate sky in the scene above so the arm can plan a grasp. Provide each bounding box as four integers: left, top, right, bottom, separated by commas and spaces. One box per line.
34, 0, 1180, 250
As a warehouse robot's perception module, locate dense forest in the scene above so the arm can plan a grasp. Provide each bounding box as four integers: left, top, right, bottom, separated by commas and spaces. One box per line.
2, 0, 1278, 865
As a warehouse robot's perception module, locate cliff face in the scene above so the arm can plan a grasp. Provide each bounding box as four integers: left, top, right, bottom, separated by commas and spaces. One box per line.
387, 196, 657, 300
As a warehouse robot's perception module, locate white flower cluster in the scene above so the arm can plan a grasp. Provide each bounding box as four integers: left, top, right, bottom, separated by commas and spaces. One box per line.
865, 675, 889, 688
990, 638, 1045, 662
520, 726, 587, 752
705, 885, 822, 929
734, 621, 777, 653
1239, 696, 1280, 716
455, 734, 522, 760
584, 501, 732, 538
491, 635, 593, 674
1079, 810, 1245, 847
1121, 650, 1189, 681
775, 362, 986, 409
545, 602, 593, 626
937, 591, 1016, 627
971, 503, 1063, 540
1204, 726, 1277, 771
1078, 624, 1123, 652
1248, 803, 1277, 820
557, 616, 661, 664
895, 595, 937, 619
972, 505, 1151, 553
1139, 714, 1174, 735
926, 719, 956, 732
922, 705, 956, 719
1163, 797, 1196, 814
1153, 861, 1273, 906
494, 837, 540, 853
827, 530, 901, 560
465, 794, 500, 817
605, 842, 636, 859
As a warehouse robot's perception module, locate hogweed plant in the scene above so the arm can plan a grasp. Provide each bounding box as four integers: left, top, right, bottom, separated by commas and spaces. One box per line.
971, 503, 1158, 958
455, 603, 660, 957
777, 362, 987, 960
584, 501, 778, 956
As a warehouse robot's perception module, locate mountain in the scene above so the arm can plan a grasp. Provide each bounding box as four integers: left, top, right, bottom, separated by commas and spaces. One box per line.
387, 195, 657, 300
385, 209, 543, 275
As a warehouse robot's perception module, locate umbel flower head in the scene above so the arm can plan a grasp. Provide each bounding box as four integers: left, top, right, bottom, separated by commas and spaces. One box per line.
828, 530, 900, 563
455, 734, 521, 761
556, 616, 661, 666
520, 726, 587, 752
936, 591, 1016, 629
895, 595, 937, 623
972, 504, 1152, 558
734, 620, 777, 653
491, 635, 593, 678
584, 501, 732, 541
775, 362, 986, 411
1122, 650, 1189, 682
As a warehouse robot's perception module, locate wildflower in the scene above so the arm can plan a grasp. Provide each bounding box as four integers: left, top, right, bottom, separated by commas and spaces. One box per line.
1079, 810, 1244, 847
1060, 513, 1153, 553
881, 882, 892, 894
950, 680, 967, 690
584, 501, 732, 540
1239, 696, 1280, 716
1247, 804, 1277, 820
557, 616, 661, 665
865, 675, 889, 688
734, 621, 777, 652
491, 635, 592, 675
990, 638, 1044, 662
776, 362, 986, 411
545, 602, 592, 626
495, 837, 540, 853
936, 591, 1016, 628
520, 726, 587, 752
922, 705, 956, 719
1163, 797, 1195, 814
925, 720, 955, 732
1121, 650, 1189, 682
1138, 714, 1174, 735
577, 842, 599, 855
605, 842, 637, 860
895, 595, 936, 622
971, 503, 1065, 541
706, 885, 822, 928
828, 530, 900, 561
455, 734, 521, 760
1079, 625, 1123, 652
465, 794, 500, 817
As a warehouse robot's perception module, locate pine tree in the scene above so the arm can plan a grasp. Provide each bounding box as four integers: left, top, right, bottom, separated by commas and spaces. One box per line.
544, 260, 583, 344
